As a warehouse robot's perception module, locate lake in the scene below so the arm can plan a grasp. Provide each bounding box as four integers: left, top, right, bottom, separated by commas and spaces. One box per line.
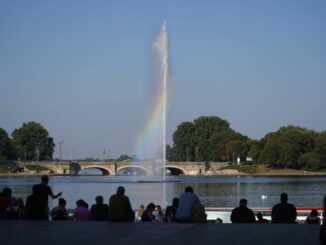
1, 175, 325, 210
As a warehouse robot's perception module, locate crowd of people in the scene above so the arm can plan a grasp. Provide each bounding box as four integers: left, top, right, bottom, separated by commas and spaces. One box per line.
0, 175, 325, 226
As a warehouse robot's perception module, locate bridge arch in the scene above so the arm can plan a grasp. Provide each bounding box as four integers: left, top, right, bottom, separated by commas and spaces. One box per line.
116, 166, 148, 176
156, 166, 185, 176
79, 166, 111, 175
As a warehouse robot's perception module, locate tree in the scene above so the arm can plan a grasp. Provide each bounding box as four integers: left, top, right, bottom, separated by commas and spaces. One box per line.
172, 116, 247, 161
12, 122, 55, 161
117, 154, 131, 161
258, 126, 317, 168
0, 128, 16, 160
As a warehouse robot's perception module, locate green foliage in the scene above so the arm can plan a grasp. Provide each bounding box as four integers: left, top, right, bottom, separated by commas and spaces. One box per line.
171, 116, 247, 161
12, 122, 55, 161
259, 126, 318, 168
25, 164, 49, 171
0, 164, 10, 173
117, 154, 131, 161
220, 164, 257, 174
0, 128, 16, 160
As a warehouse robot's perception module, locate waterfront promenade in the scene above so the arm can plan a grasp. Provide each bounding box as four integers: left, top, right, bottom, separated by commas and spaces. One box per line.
0, 221, 321, 245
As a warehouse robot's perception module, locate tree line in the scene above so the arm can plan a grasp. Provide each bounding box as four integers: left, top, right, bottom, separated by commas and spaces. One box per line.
0, 122, 54, 161
1, 117, 326, 170
167, 116, 326, 170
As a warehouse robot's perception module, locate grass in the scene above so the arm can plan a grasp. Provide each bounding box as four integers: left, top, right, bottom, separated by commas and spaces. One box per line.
0, 164, 10, 173
220, 164, 257, 174
25, 164, 49, 171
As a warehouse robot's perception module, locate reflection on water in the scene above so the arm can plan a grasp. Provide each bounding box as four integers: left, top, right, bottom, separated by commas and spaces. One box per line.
0, 175, 325, 210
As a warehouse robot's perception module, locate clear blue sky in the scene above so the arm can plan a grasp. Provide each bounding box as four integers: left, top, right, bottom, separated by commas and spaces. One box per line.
1, 0, 325, 159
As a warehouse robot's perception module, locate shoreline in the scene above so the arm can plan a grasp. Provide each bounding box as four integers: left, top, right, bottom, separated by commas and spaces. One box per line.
1, 170, 326, 177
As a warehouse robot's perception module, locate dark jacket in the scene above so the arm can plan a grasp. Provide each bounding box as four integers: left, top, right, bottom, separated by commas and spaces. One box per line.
271, 202, 297, 223
108, 194, 134, 221
231, 206, 255, 223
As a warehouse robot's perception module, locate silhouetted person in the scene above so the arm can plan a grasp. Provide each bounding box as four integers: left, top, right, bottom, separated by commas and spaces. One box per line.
90, 195, 109, 221
141, 202, 156, 222
176, 186, 200, 222
271, 193, 297, 223
256, 212, 269, 223
25, 185, 45, 220
51, 198, 68, 220
0, 187, 13, 219
231, 198, 255, 223
74, 199, 90, 221
32, 175, 62, 219
165, 197, 179, 222
305, 209, 320, 224
108, 186, 134, 222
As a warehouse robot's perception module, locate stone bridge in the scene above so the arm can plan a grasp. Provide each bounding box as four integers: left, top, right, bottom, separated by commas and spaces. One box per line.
36, 161, 228, 176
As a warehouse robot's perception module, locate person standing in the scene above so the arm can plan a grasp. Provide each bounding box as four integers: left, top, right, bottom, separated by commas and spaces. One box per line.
176, 186, 200, 222
271, 193, 297, 223
32, 175, 62, 220
230, 199, 255, 223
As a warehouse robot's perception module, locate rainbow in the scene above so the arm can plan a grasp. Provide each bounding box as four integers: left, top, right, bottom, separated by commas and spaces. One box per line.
133, 22, 168, 161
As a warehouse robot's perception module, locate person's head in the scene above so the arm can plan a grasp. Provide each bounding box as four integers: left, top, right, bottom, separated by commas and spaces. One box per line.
156, 205, 162, 211
146, 202, 156, 212
310, 209, 318, 217
139, 205, 144, 210
95, 195, 103, 204
239, 199, 248, 207
185, 186, 193, 193
58, 198, 66, 207
76, 199, 88, 208
41, 175, 49, 184
172, 197, 179, 207
2, 187, 12, 196
257, 212, 263, 220
280, 193, 288, 203
117, 186, 125, 195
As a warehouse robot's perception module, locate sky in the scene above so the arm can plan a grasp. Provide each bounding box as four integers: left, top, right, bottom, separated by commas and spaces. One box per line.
0, 0, 325, 160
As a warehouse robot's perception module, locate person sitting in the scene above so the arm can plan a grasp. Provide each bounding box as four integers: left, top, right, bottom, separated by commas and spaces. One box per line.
164, 197, 179, 222
256, 212, 269, 223
306, 209, 321, 224
74, 199, 90, 221
271, 193, 297, 223
0, 187, 13, 219
230, 198, 255, 223
176, 186, 201, 222
135, 204, 145, 222
153, 205, 164, 222
90, 195, 109, 221
51, 198, 68, 220
141, 202, 156, 222
108, 186, 134, 222
25, 185, 46, 220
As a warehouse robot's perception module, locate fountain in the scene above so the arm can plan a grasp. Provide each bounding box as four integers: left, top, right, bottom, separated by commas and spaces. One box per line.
134, 21, 169, 178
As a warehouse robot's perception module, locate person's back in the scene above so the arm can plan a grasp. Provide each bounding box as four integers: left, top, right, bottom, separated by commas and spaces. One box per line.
108, 186, 134, 222
176, 186, 200, 222
272, 193, 297, 223
91, 196, 108, 221
306, 210, 321, 225
0, 188, 12, 219
74, 199, 90, 221
25, 190, 45, 220
51, 198, 68, 220
231, 199, 255, 223
165, 198, 179, 222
